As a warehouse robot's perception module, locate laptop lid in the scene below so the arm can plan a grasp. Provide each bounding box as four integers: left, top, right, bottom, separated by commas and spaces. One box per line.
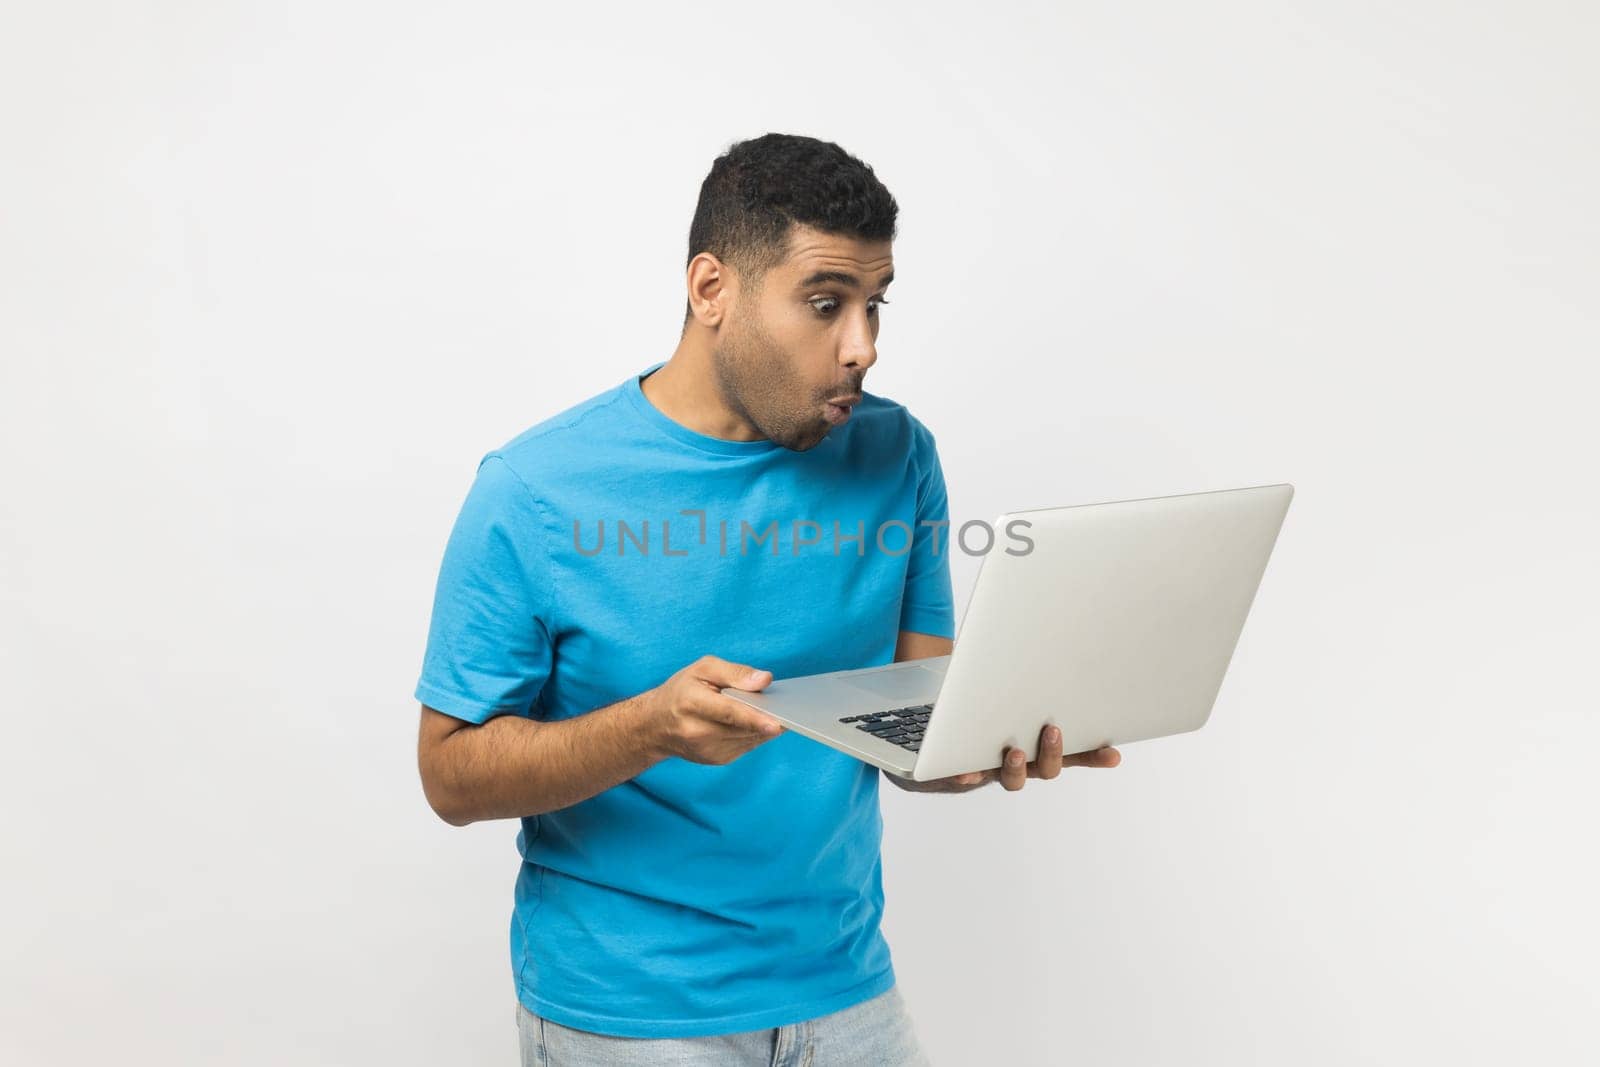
911, 483, 1294, 781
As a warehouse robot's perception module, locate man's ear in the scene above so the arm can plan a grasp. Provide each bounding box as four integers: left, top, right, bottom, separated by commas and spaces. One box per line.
686, 252, 734, 328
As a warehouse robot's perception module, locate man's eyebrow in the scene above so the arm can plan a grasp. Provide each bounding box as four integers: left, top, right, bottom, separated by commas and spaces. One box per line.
796, 269, 895, 291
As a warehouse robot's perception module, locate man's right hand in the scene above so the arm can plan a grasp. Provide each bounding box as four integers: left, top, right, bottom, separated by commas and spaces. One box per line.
644, 656, 786, 766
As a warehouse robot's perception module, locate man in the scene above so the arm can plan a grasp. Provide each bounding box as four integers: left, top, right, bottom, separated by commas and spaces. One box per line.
414, 132, 1122, 1065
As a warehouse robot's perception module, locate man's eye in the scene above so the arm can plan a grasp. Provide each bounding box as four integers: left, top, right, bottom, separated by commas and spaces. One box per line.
808, 297, 891, 316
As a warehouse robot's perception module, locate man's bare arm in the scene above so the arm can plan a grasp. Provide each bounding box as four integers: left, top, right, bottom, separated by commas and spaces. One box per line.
419, 697, 657, 825
894, 629, 954, 664
418, 656, 784, 825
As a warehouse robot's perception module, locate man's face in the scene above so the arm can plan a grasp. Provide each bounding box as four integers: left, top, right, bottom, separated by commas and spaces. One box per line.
712, 223, 892, 451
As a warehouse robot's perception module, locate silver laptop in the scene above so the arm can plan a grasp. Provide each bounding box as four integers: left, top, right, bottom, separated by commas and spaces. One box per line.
721, 483, 1294, 781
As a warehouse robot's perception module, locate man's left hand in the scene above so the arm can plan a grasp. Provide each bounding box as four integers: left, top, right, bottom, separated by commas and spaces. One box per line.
884, 724, 1122, 793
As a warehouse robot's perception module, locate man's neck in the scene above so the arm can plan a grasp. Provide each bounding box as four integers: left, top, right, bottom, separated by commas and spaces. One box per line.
641, 342, 764, 442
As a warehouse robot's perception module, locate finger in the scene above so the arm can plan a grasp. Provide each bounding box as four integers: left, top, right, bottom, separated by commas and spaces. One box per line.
694, 656, 773, 692
923, 770, 990, 792
1000, 746, 1028, 791
693, 693, 785, 737
709, 737, 770, 765
1062, 745, 1122, 769
1034, 725, 1064, 779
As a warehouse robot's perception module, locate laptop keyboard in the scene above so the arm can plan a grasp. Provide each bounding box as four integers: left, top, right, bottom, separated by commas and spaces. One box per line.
839, 704, 933, 752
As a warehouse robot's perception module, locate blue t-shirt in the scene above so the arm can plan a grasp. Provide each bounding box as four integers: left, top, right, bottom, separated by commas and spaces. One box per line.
414, 362, 955, 1038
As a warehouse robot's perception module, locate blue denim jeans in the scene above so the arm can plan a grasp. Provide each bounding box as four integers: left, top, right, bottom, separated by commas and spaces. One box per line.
515, 985, 931, 1066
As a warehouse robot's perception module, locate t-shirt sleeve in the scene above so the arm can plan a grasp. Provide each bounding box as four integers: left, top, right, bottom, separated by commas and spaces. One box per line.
414, 453, 556, 724
897, 421, 957, 640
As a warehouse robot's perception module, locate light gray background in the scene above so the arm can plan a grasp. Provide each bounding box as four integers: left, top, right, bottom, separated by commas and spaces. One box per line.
3, 2, 1596, 1064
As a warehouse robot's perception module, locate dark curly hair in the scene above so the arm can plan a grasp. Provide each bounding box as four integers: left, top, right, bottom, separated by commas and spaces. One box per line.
683, 133, 899, 324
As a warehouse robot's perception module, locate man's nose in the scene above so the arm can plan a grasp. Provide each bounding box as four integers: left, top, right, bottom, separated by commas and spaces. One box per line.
840, 315, 878, 372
